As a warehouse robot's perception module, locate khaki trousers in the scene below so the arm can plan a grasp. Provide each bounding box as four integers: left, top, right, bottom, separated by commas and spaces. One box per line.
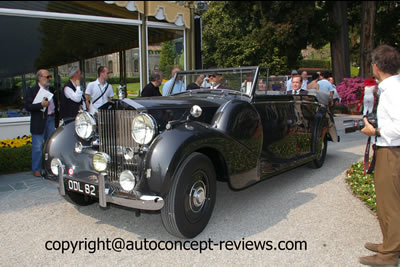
374, 147, 400, 262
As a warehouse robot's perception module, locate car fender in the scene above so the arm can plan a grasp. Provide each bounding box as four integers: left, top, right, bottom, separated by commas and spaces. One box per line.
144, 119, 262, 195
44, 122, 97, 178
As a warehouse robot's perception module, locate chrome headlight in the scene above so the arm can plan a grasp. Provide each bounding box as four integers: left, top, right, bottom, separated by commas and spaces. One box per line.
119, 170, 136, 191
131, 113, 157, 145
50, 158, 62, 176
93, 152, 110, 172
75, 111, 96, 140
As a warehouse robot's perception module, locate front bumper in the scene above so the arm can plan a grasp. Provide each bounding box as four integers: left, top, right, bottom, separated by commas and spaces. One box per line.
57, 166, 164, 211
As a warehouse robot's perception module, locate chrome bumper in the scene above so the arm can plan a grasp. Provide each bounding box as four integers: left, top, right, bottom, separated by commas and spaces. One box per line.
57, 166, 164, 210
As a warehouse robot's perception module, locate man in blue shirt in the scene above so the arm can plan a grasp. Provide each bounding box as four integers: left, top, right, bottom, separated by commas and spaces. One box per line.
162, 67, 185, 96
317, 71, 334, 105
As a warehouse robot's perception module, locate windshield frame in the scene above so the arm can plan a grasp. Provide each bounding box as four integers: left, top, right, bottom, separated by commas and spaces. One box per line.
165, 66, 261, 97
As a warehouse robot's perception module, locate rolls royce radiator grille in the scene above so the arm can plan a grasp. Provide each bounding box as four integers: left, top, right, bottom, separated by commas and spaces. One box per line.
98, 109, 139, 184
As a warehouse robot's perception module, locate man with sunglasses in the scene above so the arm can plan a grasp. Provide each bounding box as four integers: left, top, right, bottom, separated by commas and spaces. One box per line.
24, 69, 58, 177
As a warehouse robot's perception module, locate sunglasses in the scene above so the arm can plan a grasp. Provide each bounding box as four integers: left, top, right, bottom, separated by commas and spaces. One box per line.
44, 75, 52, 79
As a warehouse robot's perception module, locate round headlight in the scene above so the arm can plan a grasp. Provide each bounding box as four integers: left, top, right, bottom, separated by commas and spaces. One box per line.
75, 111, 96, 140
51, 158, 62, 176
119, 170, 136, 191
190, 105, 202, 118
93, 152, 110, 172
131, 113, 156, 145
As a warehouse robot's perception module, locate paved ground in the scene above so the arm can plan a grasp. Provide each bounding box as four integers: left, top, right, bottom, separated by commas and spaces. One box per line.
0, 114, 397, 266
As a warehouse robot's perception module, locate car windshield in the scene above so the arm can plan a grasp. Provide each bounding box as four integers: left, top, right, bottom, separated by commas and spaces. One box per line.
164, 67, 258, 96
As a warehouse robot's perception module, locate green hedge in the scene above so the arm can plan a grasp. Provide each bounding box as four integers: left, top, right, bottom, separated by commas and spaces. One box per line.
0, 145, 32, 173
299, 59, 331, 70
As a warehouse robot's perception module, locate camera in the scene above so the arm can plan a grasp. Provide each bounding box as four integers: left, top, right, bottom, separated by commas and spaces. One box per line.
343, 113, 377, 133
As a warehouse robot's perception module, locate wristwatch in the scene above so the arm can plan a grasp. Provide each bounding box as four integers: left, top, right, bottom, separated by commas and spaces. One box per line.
375, 128, 381, 137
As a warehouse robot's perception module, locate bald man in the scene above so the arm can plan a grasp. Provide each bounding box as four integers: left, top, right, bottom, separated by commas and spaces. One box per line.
24, 69, 58, 177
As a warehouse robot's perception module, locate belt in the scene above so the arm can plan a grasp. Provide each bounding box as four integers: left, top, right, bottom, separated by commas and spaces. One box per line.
48, 113, 55, 117
376, 146, 400, 148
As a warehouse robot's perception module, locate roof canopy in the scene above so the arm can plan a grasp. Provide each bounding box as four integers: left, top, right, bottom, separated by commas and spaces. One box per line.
105, 1, 191, 28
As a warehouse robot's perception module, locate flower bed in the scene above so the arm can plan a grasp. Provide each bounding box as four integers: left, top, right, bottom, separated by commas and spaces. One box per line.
345, 161, 376, 212
336, 77, 365, 108
0, 135, 32, 173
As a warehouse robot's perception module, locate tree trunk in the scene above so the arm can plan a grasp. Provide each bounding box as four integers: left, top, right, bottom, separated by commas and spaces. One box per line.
329, 1, 350, 84
359, 1, 376, 79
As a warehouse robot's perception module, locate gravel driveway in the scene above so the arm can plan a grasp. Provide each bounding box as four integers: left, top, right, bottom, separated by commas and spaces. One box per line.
1, 114, 392, 266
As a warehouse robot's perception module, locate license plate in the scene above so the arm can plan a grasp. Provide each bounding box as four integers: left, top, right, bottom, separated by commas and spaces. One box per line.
66, 179, 98, 197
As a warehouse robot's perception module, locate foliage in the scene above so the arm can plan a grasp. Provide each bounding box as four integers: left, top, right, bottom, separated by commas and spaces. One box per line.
159, 41, 177, 78
300, 60, 331, 69
346, 161, 376, 212
336, 77, 365, 107
202, 1, 335, 74
0, 144, 32, 173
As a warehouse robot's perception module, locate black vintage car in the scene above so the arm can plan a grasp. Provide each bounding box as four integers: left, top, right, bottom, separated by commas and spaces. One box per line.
43, 66, 339, 238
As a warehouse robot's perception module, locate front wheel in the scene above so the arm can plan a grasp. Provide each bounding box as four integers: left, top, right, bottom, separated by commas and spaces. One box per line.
161, 152, 216, 238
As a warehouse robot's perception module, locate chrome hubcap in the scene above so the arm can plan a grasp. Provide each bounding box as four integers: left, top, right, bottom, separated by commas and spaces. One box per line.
189, 180, 206, 213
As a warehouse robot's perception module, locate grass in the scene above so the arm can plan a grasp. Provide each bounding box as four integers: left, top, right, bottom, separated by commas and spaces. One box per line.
345, 160, 376, 212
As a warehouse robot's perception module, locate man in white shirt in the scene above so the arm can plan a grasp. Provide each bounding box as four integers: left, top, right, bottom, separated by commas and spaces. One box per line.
85, 66, 114, 115
59, 66, 84, 124
360, 44, 400, 267
286, 70, 298, 91
162, 67, 185, 96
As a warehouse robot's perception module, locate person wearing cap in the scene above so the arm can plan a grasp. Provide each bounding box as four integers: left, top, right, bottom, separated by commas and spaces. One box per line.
359, 78, 378, 116
286, 70, 298, 91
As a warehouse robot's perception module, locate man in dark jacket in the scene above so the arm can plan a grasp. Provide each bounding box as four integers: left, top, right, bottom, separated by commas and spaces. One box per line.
24, 69, 58, 177
141, 72, 163, 97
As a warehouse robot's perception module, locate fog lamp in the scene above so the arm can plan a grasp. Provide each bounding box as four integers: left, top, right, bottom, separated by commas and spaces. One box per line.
119, 170, 136, 191
93, 152, 110, 172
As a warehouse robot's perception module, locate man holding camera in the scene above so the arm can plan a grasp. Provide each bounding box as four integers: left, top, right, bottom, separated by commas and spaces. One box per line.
360, 45, 400, 266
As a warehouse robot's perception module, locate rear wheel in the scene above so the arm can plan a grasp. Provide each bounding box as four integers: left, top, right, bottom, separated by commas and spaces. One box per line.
161, 152, 216, 238
309, 135, 328, 168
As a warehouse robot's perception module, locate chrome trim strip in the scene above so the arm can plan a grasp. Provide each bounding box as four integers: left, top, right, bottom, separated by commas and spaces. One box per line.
106, 194, 164, 210
58, 165, 65, 196
99, 173, 107, 207
122, 98, 145, 110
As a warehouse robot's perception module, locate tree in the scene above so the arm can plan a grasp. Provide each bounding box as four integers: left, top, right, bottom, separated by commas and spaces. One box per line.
159, 41, 176, 78
202, 1, 334, 74
328, 1, 351, 83
359, 1, 376, 78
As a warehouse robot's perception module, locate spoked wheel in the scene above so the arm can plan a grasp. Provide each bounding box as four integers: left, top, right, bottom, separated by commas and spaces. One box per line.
161, 152, 216, 238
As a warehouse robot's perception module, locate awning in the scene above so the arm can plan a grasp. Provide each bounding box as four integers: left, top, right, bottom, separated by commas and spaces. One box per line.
105, 1, 191, 29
